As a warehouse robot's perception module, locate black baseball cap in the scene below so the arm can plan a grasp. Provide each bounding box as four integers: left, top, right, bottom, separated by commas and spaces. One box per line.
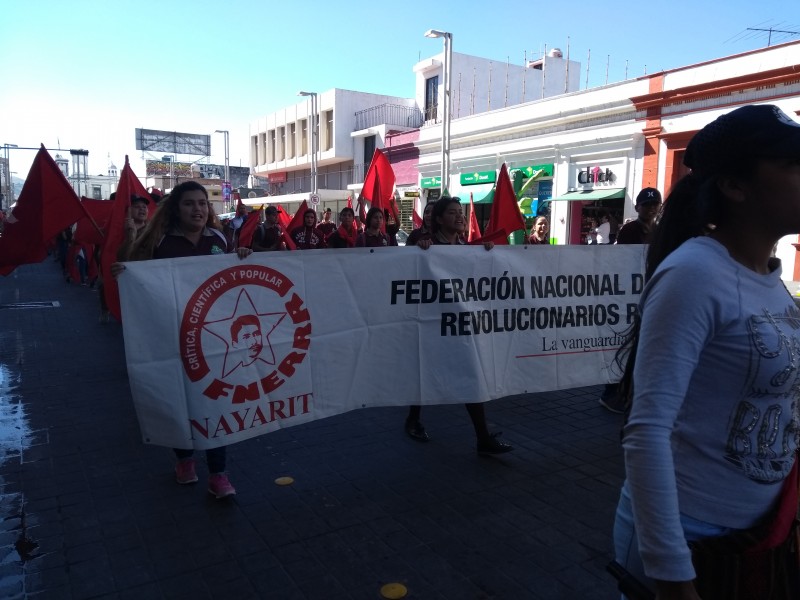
684, 104, 800, 175
635, 187, 661, 207
264, 206, 278, 215
130, 194, 150, 205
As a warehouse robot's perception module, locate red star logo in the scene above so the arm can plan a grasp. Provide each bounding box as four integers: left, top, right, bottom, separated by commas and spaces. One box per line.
203, 289, 286, 378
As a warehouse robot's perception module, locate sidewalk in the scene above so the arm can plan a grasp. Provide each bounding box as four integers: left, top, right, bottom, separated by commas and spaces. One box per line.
0, 260, 626, 600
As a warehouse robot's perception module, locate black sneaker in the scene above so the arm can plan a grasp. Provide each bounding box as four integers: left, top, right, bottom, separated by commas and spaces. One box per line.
477, 432, 513, 455
404, 418, 430, 442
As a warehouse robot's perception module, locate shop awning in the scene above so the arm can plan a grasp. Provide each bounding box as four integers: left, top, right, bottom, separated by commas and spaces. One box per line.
548, 188, 626, 202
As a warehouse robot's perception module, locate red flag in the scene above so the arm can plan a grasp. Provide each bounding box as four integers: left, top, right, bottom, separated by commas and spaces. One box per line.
484, 163, 525, 245
101, 156, 151, 320
467, 229, 509, 245
238, 206, 263, 248
0, 145, 90, 276
74, 197, 113, 245
468, 193, 482, 242
282, 200, 308, 251
412, 195, 423, 229
361, 149, 395, 212
275, 204, 291, 229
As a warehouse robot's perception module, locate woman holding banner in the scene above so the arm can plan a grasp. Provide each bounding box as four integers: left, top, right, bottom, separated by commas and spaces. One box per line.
612, 105, 800, 599
406, 201, 434, 247
404, 196, 513, 455
356, 207, 397, 247
326, 206, 359, 249
117, 180, 253, 500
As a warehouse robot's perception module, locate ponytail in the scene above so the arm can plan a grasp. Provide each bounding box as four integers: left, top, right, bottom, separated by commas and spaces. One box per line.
616, 171, 726, 410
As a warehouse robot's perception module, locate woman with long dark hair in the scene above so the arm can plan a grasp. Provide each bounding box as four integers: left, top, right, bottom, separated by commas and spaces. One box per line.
613, 105, 800, 599
406, 201, 434, 246
404, 196, 513, 454
356, 206, 396, 247
118, 180, 252, 499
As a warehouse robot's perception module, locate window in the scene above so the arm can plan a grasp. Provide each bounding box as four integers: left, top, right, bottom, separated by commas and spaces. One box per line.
268, 130, 276, 163
425, 76, 439, 122
288, 123, 296, 158
300, 119, 308, 155
92, 186, 102, 199
324, 109, 334, 151
364, 135, 376, 170
278, 126, 285, 161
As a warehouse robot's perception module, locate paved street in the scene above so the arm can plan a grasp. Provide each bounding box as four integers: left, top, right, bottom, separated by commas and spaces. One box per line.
0, 259, 627, 600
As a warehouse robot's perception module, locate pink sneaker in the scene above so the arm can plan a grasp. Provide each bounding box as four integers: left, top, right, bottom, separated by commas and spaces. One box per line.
208, 473, 236, 499
175, 458, 198, 484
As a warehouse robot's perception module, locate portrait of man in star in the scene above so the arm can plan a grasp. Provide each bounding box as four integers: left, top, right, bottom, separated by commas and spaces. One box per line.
203, 288, 286, 378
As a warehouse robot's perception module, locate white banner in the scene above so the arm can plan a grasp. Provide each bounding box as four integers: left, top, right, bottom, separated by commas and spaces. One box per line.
119, 245, 646, 449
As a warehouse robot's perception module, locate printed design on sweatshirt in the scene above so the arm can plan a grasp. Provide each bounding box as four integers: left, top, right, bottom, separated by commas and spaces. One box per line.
725, 306, 800, 484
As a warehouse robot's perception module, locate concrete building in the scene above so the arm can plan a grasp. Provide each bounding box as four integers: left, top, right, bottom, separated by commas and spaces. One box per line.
415, 40, 800, 274
247, 49, 581, 218
55, 153, 120, 200
249, 89, 420, 215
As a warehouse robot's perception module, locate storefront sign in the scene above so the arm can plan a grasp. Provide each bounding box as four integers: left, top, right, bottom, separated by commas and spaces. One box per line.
421, 176, 442, 189
269, 172, 288, 183
404, 191, 420, 198
513, 164, 554, 178
460, 171, 497, 185
538, 180, 553, 200
577, 167, 614, 185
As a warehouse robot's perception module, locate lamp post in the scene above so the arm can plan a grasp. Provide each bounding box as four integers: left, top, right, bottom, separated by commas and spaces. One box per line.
298, 91, 318, 195
1, 144, 18, 210
214, 130, 230, 210
424, 29, 452, 195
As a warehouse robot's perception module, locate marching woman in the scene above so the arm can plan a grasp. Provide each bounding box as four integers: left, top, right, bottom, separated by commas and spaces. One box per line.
356, 206, 397, 248
326, 206, 359, 248
527, 216, 550, 245
406, 201, 434, 247
404, 196, 513, 454
116, 180, 252, 499
613, 105, 800, 599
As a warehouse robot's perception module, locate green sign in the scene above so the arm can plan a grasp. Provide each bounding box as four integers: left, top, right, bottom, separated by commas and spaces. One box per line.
513, 163, 554, 178
460, 170, 497, 185
420, 176, 442, 188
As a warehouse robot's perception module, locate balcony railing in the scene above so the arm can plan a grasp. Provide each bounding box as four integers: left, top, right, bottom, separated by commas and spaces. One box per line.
354, 104, 423, 131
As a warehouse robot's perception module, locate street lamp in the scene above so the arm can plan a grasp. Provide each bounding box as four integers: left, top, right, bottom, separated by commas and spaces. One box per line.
424, 29, 453, 194
298, 91, 318, 195
1, 144, 18, 210
214, 130, 230, 209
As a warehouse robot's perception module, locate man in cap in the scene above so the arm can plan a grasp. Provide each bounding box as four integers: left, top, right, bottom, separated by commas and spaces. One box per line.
252, 205, 285, 251
616, 187, 662, 245
317, 207, 336, 240
117, 194, 150, 260
600, 186, 663, 413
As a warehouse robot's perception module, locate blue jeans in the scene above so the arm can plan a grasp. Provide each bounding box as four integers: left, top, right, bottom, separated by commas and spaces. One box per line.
613, 481, 732, 598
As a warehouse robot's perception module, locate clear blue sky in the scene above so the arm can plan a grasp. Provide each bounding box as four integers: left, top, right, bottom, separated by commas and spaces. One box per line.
1, 0, 797, 180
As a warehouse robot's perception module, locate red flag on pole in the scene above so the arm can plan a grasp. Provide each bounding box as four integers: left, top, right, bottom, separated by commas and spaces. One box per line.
275, 204, 291, 229
483, 163, 525, 245
73, 197, 113, 245
0, 145, 91, 276
281, 200, 309, 251
412, 195, 424, 229
468, 193, 482, 242
100, 156, 151, 320
238, 206, 263, 248
361, 149, 395, 213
